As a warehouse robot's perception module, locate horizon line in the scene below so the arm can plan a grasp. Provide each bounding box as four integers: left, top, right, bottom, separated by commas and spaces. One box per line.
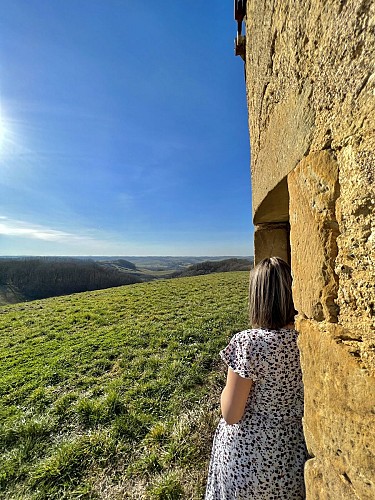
0, 254, 253, 258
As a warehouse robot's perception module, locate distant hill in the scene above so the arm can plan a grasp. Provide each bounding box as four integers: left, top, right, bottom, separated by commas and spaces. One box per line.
0, 284, 27, 305
0, 256, 254, 305
100, 258, 137, 271
0, 258, 141, 304
172, 258, 252, 278
81, 255, 252, 271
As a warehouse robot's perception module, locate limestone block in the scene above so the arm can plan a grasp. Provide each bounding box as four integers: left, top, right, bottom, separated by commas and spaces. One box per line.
245, 2, 375, 499
253, 222, 289, 265
304, 457, 358, 500
288, 150, 339, 322
297, 319, 375, 499
245, 0, 375, 220
335, 145, 375, 370
254, 177, 289, 225
251, 85, 315, 217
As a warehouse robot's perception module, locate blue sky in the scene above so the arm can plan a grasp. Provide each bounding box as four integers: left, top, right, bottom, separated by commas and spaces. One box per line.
0, 1, 252, 256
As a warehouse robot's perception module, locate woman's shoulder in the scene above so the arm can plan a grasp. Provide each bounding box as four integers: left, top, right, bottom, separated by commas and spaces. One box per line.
233, 327, 283, 337
231, 328, 255, 340
230, 328, 267, 344
232, 327, 297, 343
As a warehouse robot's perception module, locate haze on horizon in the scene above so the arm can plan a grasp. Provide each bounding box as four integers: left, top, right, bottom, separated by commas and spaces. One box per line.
0, 1, 252, 257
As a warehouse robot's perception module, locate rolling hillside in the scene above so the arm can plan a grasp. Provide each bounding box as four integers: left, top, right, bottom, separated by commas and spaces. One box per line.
173, 258, 252, 278
0, 271, 249, 499
0, 257, 253, 306
0, 258, 142, 306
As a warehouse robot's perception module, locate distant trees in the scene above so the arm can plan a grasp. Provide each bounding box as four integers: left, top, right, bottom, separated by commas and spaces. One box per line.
0, 258, 142, 302
100, 259, 137, 271
173, 258, 252, 278
114, 259, 137, 270
0, 257, 253, 305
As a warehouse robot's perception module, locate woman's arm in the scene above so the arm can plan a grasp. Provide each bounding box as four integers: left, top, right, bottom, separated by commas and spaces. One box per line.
220, 367, 253, 425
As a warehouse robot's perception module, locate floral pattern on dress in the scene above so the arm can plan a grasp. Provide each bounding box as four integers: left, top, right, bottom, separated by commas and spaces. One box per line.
205, 328, 308, 500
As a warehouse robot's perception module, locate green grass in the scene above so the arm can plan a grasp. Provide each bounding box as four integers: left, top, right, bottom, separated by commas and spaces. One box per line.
0, 271, 249, 499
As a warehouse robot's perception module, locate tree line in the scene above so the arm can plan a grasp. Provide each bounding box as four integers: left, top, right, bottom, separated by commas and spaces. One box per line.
0, 258, 141, 301
172, 258, 252, 278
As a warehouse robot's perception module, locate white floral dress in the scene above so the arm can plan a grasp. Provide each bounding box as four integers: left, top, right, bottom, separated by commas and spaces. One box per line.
205, 328, 308, 500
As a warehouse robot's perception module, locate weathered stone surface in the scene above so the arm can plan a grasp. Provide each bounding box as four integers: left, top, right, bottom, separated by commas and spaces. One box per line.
335, 145, 375, 369
245, 0, 375, 219
288, 150, 339, 322
244, 0, 375, 497
254, 177, 289, 224
251, 85, 315, 219
304, 457, 358, 500
297, 319, 375, 500
253, 222, 289, 264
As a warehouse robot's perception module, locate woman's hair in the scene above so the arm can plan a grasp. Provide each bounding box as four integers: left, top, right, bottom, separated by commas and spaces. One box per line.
249, 257, 296, 330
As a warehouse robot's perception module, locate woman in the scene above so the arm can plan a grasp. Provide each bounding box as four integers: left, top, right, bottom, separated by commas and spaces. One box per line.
205, 257, 308, 499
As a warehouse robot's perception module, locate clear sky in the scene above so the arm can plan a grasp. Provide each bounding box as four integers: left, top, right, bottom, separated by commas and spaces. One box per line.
0, 0, 252, 257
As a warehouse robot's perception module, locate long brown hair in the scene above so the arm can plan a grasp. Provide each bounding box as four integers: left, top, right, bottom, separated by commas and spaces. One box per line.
249, 257, 296, 330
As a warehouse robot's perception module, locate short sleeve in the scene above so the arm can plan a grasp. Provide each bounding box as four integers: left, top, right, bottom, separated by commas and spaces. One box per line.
219, 331, 259, 380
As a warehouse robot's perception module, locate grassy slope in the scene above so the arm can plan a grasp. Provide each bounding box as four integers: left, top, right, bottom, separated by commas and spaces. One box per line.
0, 272, 249, 499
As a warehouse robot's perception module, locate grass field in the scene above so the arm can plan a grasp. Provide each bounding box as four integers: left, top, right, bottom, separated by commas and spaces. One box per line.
0, 271, 249, 499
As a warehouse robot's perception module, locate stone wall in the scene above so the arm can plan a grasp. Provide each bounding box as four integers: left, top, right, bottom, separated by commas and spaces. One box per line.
243, 0, 374, 498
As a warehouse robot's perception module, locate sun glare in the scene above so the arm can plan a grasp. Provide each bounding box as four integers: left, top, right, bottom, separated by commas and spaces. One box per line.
0, 108, 4, 151
0, 104, 10, 155
0, 103, 23, 161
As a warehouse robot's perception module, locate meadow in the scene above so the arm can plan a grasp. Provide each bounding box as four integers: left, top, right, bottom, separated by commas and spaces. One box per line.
0, 271, 249, 499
